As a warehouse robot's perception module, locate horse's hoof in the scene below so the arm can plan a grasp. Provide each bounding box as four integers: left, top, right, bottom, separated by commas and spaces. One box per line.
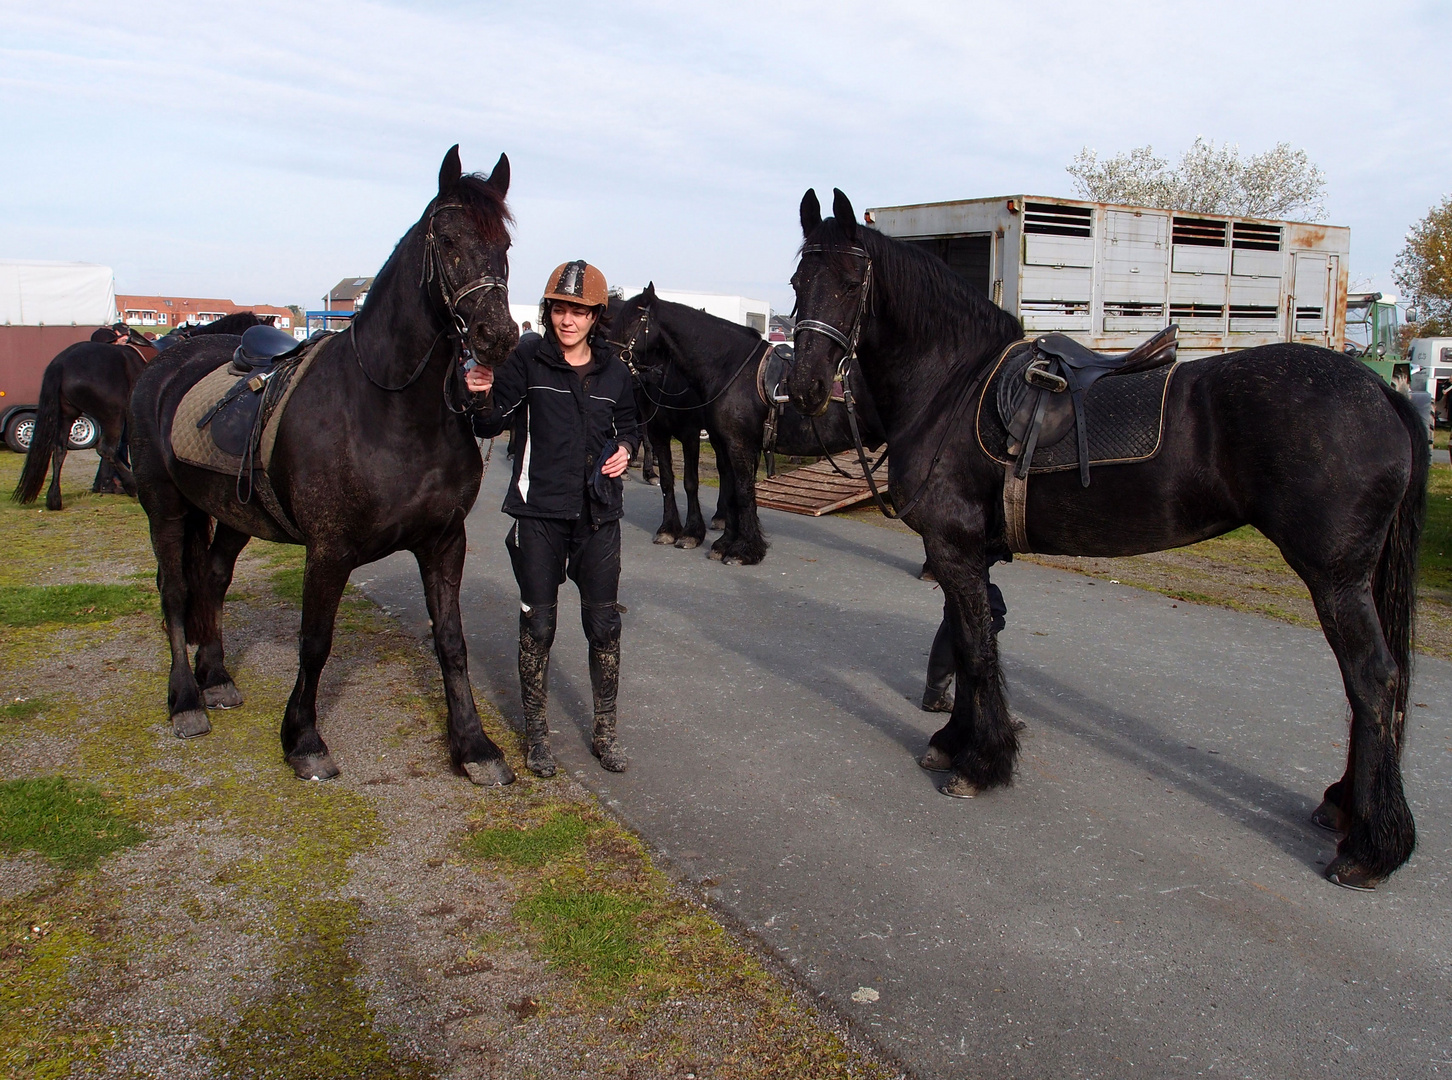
708, 549, 725, 562
172, 709, 211, 739
289, 753, 340, 782
938, 773, 981, 799
654, 532, 676, 545
1311, 799, 1349, 833
676, 537, 701, 550
463, 759, 516, 787
919, 567, 937, 582
1325, 856, 1380, 891
202, 682, 243, 710
711, 518, 725, 531
918, 745, 954, 772
722, 555, 746, 566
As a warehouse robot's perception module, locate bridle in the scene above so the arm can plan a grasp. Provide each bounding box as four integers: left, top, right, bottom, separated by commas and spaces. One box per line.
793, 242, 900, 515
606, 305, 650, 378
352, 199, 509, 398
793, 243, 873, 385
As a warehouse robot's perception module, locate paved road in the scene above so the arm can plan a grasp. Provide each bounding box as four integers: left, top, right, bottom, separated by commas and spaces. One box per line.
357, 458, 1452, 1080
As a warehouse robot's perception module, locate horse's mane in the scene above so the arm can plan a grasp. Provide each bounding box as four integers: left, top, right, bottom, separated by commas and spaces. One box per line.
806, 218, 1022, 354
453, 172, 513, 245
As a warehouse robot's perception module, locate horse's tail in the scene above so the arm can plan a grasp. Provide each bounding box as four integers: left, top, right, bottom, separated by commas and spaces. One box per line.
12, 360, 65, 504
1374, 385, 1431, 736
183, 508, 215, 646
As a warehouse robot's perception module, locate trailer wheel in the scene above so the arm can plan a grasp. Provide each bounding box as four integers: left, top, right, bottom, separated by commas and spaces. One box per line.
66, 415, 99, 451
4, 412, 36, 453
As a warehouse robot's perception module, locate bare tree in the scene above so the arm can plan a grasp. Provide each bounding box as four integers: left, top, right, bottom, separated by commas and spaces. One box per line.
1067, 137, 1326, 220
1394, 194, 1452, 337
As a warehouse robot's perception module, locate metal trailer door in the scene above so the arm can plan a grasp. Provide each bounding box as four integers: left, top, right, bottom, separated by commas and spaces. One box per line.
1291, 252, 1332, 343
1100, 211, 1168, 333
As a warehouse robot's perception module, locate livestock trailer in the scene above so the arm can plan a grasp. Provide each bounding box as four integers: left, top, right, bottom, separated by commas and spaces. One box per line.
862, 196, 1350, 359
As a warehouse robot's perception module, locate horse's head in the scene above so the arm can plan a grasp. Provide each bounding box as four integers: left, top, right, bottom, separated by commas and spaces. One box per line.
787, 188, 872, 417
609, 283, 664, 377
427, 145, 518, 371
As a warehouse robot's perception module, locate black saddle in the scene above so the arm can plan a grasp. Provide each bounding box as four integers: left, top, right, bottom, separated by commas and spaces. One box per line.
757, 343, 793, 406
232, 324, 302, 373
998, 326, 1178, 487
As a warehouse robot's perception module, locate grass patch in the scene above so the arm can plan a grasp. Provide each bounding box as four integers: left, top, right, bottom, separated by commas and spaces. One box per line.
463, 810, 591, 867
0, 583, 152, 627
1420, 464, 1452, 592
0, 697, 45, 721
515, 884, 648, 988
0, 776, 146, 869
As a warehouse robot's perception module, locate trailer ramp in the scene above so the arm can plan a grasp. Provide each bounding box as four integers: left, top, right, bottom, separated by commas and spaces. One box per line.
754, 456, 887, 516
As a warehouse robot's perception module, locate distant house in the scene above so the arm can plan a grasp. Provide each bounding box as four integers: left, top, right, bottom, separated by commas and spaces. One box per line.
324, 277, 374, 313
115, 294, 296, 330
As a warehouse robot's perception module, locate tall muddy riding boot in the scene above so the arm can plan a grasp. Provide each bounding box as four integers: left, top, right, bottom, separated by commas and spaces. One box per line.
588, 638, 628, 772
519, 627, 556, 778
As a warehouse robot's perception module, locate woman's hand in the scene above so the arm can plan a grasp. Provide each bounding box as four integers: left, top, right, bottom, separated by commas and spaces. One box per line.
601, 445, 631, 478
464, 365, 494, 394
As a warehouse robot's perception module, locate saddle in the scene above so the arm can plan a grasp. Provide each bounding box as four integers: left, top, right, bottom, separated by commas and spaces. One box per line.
998, 326, 1178, 488
756, 343, 793, 406
171, 333, 328, 540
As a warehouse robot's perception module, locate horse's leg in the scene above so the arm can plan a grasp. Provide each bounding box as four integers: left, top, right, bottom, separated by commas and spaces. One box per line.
279, 552, 352, 781
414, 529, 514, 786
1302, 572, 1415, 888
708, 433, 727, 530
192, 524, 251, 710
678, 431, 707, 548
45, 444, 67, 511
716, 438, 767, 566
641, 431, 658, 485
140, 493, 212, 739
92, 421, 136, 496
920, 530, 1017, 796
653, 430, 682, 545
709, 435, 737, 558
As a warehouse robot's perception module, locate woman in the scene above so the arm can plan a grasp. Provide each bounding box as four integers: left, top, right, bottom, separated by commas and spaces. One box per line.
466, 261, 638, 777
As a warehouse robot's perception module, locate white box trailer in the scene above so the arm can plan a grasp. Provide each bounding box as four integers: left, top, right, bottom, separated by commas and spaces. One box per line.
617, 287, 771, 336
862, 197, 1350, 358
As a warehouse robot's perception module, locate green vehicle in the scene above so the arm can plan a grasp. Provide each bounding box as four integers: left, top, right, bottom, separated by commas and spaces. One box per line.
1343, 291, 1402, 382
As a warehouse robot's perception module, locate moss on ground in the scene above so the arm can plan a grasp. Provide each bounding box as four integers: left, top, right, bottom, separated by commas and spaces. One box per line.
0, 776, 145, 868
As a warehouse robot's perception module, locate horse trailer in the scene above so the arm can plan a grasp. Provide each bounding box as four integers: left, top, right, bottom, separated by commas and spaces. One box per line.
862, 197, 1350, 359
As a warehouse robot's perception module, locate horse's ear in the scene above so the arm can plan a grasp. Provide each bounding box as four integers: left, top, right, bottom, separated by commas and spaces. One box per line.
486, 152, 510, 197
645, 281, 656, 300
832, 189, 857, 241
800, 190, 822, 237
439, 145, 462, 194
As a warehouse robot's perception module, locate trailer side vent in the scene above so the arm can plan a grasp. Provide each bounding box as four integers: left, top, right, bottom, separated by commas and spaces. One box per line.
1229, 305, 1278, 320
1232, 222, 1282, 251
1172, 217, 1228, 247
1103, 302, 1165, 319
1021, 299, 1090, 316
1170, 303, 1225, 319
1024, 203, 1092, 237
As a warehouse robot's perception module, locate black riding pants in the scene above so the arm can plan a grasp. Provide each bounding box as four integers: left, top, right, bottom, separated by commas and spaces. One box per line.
506, 514, 622, 648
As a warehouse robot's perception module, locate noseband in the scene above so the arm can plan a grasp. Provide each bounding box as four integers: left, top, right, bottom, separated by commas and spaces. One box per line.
606, 307, 651, 378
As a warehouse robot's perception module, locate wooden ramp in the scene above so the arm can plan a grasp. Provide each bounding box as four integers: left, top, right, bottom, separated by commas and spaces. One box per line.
754, 456, 887, 516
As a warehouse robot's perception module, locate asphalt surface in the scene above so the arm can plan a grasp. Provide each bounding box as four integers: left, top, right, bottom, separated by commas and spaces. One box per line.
355, 456, 1452, 1080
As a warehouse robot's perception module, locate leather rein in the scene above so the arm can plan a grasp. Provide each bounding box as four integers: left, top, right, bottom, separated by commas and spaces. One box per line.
350, 200, 508, 403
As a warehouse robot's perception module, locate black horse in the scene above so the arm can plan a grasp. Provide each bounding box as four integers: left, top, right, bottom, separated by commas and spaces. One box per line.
788, 189, 1428, 890
12, 312, 264, 511
612, 284, 884, 564
129, 147, 518, 786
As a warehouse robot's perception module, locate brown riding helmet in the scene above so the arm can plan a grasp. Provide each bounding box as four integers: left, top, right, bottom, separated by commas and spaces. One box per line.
542, 260, 608, 308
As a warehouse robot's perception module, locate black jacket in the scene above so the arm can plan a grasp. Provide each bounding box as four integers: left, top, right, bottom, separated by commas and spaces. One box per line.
472, 335, 639, 524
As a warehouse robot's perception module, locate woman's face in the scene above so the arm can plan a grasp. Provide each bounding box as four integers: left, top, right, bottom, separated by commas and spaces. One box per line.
551, 301, 598, 349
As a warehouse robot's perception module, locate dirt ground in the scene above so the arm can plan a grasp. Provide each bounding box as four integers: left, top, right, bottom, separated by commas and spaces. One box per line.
0, 451, 901, 1080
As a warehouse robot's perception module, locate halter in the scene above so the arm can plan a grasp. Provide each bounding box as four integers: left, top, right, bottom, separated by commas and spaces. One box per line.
352, 200, 509, 397
606, 305, 650, 378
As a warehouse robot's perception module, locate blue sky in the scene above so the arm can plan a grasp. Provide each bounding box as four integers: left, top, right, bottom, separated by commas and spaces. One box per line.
3, 0, 1448, 313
